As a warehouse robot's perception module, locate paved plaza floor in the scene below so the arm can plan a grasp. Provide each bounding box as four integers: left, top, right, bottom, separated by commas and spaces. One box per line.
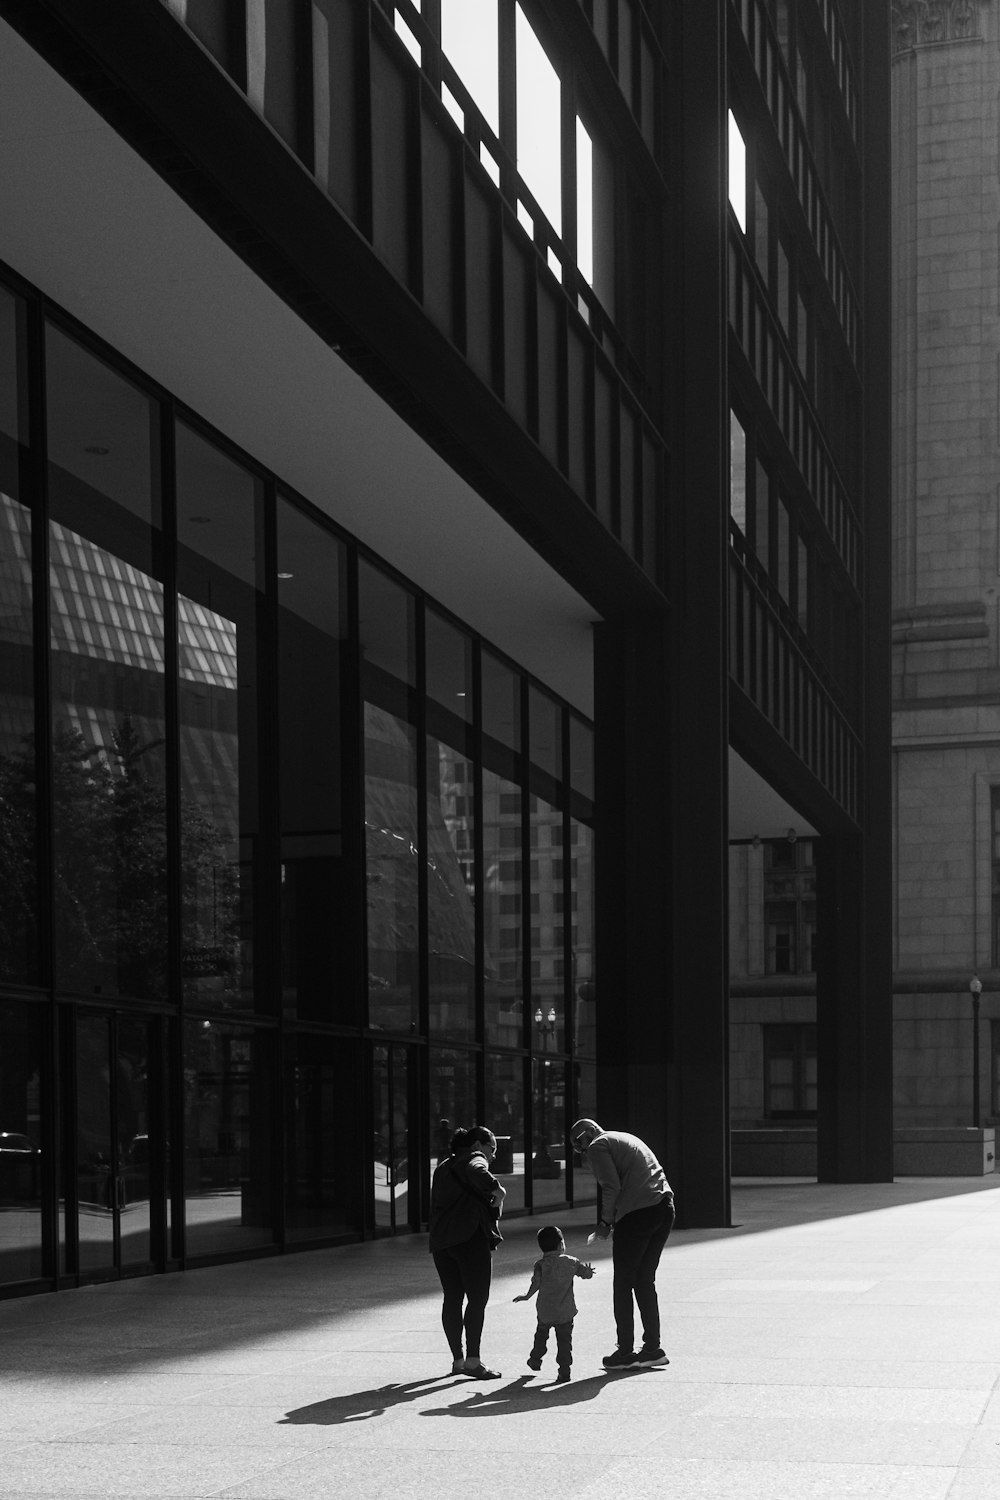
5, 1177, 1000, 1498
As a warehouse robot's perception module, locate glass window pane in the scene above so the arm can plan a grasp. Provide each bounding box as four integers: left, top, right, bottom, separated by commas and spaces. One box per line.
569, 717, 593, 805
572, 1058, 597, 1202
285, 1033, 362, 1241
0, 1000, 44, 1286
530, 794, 565, 1049
365, 705, 419, 1031
515, 4, 562, 234
441, 0, 499, 135
571, 819, 595, 1058
176, 423, 264, 1012
483, 768, 522, 1045
183, 1019, 276, 1257
118, 1015, 153, 1269
47, 327, 168, 1000
531, 1055, 566, 1208
0, 292, 37, 985
730, 412, 746, 533
430, 1047, 476, 1176
427, 737, 476, 1040
728, 111, 747, 231
576, 116, 593, 284
277, 499, 350, 1023
372, 1043, 409, 1230
359, 560, 415, 692
529, 686, 561, 782
485, 1051, 524, 1211
425, 609, 471, 721
482, 651, 520, 752
75, 1013, 115, 1275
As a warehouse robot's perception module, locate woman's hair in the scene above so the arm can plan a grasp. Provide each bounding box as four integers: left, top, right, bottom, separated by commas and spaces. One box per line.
450, 1124, 496, 1154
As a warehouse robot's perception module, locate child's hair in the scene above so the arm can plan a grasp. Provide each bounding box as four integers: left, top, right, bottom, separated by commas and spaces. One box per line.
537, 1224, 563, 1252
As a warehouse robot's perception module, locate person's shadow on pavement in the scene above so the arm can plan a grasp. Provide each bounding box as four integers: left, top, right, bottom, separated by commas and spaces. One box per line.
420, 1371, 637, 1416
279, 1376, 466, 1425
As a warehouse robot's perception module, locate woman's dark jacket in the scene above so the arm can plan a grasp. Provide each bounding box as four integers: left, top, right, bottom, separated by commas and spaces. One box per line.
428, 1147, 500, 1253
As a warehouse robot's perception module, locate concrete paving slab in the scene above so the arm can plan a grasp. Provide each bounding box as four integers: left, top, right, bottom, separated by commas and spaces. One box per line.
4, 1180, 1000, 1499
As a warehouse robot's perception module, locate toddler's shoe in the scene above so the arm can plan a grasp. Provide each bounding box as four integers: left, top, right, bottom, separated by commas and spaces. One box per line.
526, 1354, 543, 1371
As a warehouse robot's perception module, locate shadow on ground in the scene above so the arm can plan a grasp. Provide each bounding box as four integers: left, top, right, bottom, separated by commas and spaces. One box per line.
279, 1367, 665, 1425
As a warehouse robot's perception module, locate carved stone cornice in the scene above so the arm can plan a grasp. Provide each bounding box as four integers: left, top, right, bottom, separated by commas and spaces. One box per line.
892, 0, 982, 54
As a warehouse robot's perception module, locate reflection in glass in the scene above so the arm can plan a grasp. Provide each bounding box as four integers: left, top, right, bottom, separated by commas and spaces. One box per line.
429, 1047, 475, 1170
365, 706, 419, 1031
483, 768, 523, 1046
277, 500, 349, 1023
75, 1013, 114, 1274
482, 651, 519, 751
373, 1044, 409, 1230
0, 284, 37, 981
0, 1001, 43, 1286
427, 737, 476, 1039
359, 560, 415, 689
532, 1055, 566, 1209
425, 610, 471, 720
286, 1033, 361, 1241
572, 1058, 597, 1204
176, 423, 263, 1012
571, 820, 596, 1058
46, 328, 167, 999
485, 1052, 524, 1211
529, 686, 561, 784
530, 793, 565, 1051
182, 1019, 274, 1257
118, 1015, 152, 1269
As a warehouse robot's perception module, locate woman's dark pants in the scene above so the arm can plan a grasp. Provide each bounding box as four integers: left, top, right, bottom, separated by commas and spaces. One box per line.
433, 1230, 493, 1360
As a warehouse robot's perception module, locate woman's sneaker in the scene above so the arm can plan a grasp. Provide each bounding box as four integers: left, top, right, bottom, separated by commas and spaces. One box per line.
635, 1346, 669, 1367
602, 1348, 639, 1369
462, 1359, 501, 1378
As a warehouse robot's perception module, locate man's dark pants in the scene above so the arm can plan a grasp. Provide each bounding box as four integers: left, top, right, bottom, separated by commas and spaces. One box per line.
611, 1194, 675, 1351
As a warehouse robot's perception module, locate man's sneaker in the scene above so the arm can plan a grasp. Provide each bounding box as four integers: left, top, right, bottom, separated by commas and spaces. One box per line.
526, 1354, 543, 1371
635, 1346, 669, 1367
602, 1348, 639, 1370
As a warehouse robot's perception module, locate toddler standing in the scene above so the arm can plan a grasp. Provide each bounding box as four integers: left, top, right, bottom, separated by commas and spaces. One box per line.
513, 1225, 594, 1383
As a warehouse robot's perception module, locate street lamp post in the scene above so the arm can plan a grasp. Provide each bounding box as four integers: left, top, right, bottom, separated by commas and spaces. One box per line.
532, 1005, 561, 1178
970, 976, 983, 1129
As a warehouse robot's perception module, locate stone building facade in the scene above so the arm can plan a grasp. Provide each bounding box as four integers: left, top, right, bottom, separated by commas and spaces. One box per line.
892, 0, 1000, 1132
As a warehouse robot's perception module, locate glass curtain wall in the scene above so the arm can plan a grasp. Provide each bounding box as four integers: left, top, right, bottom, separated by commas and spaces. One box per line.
0, 272, 597, 1292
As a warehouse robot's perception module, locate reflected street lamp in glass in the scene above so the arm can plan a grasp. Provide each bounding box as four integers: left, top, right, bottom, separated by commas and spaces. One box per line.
970, 975, 983, 1129
532, 1005, 561, 1178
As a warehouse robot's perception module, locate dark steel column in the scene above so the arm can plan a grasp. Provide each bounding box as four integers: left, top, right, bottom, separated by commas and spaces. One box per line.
593, 612, 673, 1166
666, 0, 731, 1228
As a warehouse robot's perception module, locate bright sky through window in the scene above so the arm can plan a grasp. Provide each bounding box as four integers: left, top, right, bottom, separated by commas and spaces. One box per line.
728, 110, 747, 231
515, 4, 562, 235
440, 0, 499, 135
576, 118, 594, 284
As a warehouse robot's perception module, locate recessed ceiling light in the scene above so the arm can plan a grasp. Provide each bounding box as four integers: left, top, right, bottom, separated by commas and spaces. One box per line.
277, 572, 294, 580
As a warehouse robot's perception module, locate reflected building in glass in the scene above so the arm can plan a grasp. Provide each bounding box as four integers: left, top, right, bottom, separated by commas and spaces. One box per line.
0, 0, 891, 1295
